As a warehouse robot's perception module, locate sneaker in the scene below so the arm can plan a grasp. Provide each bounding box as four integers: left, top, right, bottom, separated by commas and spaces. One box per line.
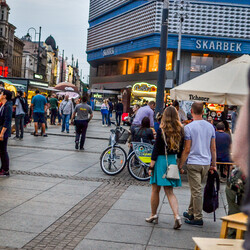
43, 134, 48, 137
102, 125, 105, 127
0, 169, 9, 177
75, 143, 79, 150
34, 133, 39, 137
19, 137, 23, 140
13, 136, 19, 140
183, 212, 194, 221
79, 147, 84, 151
185, 219, 203, 226
67, 131, 69, 133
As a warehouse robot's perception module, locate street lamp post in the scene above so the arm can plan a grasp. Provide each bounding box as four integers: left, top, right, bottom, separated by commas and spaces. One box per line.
155, 0, 170, 114
24, 26, 42, 74
174, 0, 189, 86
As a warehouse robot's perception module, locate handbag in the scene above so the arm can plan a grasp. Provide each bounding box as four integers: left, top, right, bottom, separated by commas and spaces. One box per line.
161, 129, 180, 180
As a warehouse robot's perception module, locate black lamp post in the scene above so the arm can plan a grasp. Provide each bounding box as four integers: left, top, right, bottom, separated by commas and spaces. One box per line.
24, 27, 42, 74
155, 0, 170, 114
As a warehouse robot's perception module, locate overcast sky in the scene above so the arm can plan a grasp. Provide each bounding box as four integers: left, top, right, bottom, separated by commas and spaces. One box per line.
8, 0, 90, 82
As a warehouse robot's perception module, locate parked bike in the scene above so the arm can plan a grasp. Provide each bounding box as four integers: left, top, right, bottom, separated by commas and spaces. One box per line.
100, 124, 153, 181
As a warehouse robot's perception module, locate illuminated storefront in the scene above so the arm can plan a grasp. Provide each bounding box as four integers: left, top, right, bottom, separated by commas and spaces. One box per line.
87, 0, 250, 112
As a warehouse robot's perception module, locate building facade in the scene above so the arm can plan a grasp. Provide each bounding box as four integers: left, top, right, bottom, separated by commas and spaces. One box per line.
12, 36, 24, 77
86, 0, 250, 103
0, 0, 15, 77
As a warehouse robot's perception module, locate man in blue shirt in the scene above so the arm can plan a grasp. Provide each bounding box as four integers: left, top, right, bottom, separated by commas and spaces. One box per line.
31, 90, 47, 137
215, 122, 232, 178
179, 102, 217, 226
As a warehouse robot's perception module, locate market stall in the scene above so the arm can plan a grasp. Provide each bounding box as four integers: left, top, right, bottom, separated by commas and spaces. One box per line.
170, 55, 250, 106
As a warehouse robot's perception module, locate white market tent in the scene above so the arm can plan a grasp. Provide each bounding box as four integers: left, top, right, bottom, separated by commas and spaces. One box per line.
170, 54, 250, 106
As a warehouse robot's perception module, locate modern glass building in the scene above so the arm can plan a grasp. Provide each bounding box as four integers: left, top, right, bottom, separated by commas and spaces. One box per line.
86, 0, 250, 107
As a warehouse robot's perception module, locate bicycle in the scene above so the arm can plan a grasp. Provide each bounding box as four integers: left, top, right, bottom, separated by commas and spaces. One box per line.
127, 142, 153, 181
100, 124, 129, 175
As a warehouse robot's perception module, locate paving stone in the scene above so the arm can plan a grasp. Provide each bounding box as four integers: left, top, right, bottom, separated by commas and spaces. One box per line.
75, 239, 145, 250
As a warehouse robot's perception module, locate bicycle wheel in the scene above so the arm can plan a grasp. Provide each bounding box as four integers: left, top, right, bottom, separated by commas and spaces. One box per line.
100, 146, 127, 175
128, 152, 150, 181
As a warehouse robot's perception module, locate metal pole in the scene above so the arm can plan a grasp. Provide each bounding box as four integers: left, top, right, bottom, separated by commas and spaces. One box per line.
175, 17, 183, 86
155, 0, 169, 114
61, 50, 64, 82
37, 26, 41, 74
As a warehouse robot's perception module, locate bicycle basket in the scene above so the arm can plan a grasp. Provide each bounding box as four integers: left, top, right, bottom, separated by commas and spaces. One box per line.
116, 128, 130, 144
132, 142, 154, 164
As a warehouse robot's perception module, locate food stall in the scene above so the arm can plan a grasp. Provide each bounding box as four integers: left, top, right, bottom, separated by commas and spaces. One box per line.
131, 82, 157, 106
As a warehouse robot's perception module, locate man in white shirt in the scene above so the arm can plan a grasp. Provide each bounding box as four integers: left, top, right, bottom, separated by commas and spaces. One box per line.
179, 102, 217, 226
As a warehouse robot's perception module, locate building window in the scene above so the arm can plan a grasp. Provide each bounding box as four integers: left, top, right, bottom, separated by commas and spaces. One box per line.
97, 60, 127, 77
128, 57, 147, 74
190, 53, 213, 73
1, 10, 4, 20
148, 51, 173, 72
0, 28, 2, 37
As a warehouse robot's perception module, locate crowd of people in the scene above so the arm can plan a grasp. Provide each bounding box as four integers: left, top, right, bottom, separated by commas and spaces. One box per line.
0, 85, 247, 240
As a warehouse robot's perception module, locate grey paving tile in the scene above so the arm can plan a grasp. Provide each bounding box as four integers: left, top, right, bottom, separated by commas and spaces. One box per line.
0, 178, 58, 191
86, 222, 152, 245
148, 227, 219, 249
75, 239, 145, 250
0, 212, 57, 233
11, 200, 73, 217
0, 186, 41, 200
0, 229, 36, 248
100, 209, 152, 227
112, 198, 151, 213
10, 174, 64, 183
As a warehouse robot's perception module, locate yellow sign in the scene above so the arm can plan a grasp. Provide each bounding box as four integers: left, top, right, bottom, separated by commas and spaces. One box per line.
132, 83, 157, 98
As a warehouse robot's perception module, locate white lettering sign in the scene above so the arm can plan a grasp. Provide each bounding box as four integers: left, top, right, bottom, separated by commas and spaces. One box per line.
103, 47, 115, 57
195, 40, 242, 52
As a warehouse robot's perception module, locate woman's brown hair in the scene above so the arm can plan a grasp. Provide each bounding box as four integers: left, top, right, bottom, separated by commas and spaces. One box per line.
160, 106, 183, 151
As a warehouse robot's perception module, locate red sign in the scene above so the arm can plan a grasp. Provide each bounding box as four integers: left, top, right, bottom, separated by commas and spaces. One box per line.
0, 66, 8, 77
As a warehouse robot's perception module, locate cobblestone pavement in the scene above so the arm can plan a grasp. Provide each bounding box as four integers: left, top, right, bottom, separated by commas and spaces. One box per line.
0, 120, 228, 249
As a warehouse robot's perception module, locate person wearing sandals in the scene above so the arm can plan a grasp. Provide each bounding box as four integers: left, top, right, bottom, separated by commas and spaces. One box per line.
31, 90, 48, 137
147, 106, 184, 229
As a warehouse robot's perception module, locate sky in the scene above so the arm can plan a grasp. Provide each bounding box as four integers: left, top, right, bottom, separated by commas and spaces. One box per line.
8, 0, 90, 83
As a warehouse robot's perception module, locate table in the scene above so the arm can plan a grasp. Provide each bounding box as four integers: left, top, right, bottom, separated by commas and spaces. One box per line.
220, 212, 248, 239
193, 237, 244, 250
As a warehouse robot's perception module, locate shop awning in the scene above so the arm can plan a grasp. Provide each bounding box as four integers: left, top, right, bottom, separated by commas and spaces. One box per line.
170, 55, 250, 106
91, 89, 120, 94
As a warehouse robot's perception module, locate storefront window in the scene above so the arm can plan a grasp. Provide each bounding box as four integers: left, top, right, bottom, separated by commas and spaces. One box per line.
128, 57, 147, 74
191, 53, 213, 73
97, 60, 127, 76
148, 51, 173, 72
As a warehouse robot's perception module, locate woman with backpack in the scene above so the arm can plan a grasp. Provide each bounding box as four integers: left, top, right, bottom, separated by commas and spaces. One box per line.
146, 106, 184, 229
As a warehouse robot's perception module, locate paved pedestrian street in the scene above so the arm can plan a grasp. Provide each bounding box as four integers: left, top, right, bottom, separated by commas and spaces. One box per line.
0, 120, 228, 249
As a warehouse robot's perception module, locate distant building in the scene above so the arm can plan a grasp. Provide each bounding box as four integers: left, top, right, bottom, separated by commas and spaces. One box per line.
0, 0, 16, 77
12, 36, 24, 77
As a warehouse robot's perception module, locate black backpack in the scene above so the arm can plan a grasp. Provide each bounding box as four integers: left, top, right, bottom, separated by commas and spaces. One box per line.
203, 170, 220, 221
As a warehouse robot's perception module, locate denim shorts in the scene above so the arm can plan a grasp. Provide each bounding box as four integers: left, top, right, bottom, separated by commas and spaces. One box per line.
33, 112, 45, 123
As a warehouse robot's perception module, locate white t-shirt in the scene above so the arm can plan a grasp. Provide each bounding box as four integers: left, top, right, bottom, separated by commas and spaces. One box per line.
184, 120, 215, 165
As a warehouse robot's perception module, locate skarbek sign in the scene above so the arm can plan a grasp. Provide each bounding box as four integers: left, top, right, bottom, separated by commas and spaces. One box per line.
103, 47, 115, 57
196, 39, 242, 52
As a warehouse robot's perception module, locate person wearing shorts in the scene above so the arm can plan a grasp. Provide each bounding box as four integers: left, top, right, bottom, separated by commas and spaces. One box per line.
31, 90, 47, 137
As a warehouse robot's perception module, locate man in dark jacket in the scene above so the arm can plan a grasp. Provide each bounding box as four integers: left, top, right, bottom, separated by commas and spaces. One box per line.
115, 99, 123, 126
0, 89, 13, 176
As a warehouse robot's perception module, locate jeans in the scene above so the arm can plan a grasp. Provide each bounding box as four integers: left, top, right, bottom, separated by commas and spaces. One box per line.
15, 114, 25, 138
62, 114, 70, 132
108, 111, 112, 125
0, 138, 9, 172
102, 113, 108, 125
50, 109, 57, 125
58, 113, 62, 124
75, 120, 88, 148
116, 112, 122, 126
